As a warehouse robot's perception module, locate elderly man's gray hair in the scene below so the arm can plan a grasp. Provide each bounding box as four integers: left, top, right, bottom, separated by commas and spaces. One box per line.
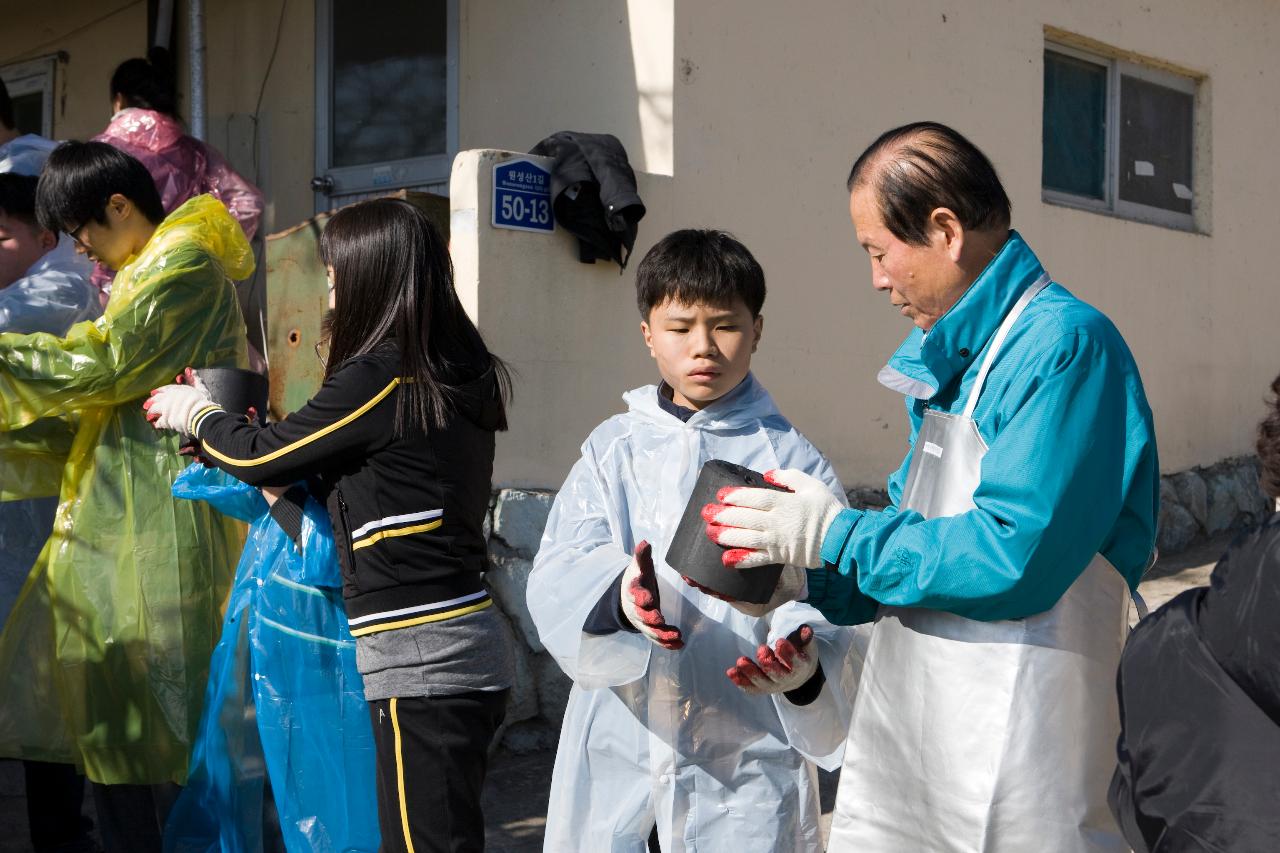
847, 121, 1012, 246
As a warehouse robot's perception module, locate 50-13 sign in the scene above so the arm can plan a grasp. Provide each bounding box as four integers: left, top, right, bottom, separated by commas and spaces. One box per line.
500, 194, 550, 226
492, 158, 555, 234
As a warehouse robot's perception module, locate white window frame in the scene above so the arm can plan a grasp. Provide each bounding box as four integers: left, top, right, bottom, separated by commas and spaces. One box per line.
0, 55, 57, 138
313, 0, 458, 212
1043, 41, 1199, 232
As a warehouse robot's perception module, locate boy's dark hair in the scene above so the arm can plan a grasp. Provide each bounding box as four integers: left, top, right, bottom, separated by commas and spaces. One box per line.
847, 121, 1011, 247
110, 47, 178, 117
0, 77, 13, 131
635, 229, 766, 318
1257, 373, 1280, 499
36, 141, 165, 234
0, 174, 40, 229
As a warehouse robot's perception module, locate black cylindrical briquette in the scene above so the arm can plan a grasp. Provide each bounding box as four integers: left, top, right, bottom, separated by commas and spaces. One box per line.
666, 459, 787, 604
196, 368, 269, 425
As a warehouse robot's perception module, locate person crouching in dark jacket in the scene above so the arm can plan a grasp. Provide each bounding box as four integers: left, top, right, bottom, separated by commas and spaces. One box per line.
1108, 373, 1280, 852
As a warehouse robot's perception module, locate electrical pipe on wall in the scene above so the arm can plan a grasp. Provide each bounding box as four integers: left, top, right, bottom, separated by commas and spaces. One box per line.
188, 0, 206, 140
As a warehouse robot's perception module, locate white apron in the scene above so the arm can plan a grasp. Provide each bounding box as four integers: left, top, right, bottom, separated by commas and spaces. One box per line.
828, 276, 1132, 852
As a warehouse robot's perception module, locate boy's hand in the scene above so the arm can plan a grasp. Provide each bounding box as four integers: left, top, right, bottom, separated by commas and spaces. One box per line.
702, 468, 843, 569
726, 624, 818, 694
620, 541, 684, 651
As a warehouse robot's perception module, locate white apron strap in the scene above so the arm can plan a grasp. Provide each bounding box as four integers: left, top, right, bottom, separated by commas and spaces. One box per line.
961, 273, 1052, 419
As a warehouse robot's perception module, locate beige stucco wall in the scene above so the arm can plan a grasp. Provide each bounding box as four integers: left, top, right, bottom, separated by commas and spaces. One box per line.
665, 0, 1276, 482
0, 2, 145, 141
455, 0, 1280, 487
451, 150, 675, 488
188, 0, 317, 232
459, 0, 673, 175
0, 1, 315, 235
6, 0, 1277, 486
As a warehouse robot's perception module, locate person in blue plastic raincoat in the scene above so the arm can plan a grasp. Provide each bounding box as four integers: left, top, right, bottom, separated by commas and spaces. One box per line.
703, 123, 1159, 852
0, 141, 247, 851
164, 466, 379, 853
527, 229, 861, 852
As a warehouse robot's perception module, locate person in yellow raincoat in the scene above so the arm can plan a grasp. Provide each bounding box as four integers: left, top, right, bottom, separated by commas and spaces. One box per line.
0, 141, 247, 852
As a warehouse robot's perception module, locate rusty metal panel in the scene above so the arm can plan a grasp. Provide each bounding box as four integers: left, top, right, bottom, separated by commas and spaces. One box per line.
263, 191, 450, 421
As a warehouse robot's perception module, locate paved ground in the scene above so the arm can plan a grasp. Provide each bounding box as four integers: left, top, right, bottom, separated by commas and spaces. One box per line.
0, 535, 1233, 852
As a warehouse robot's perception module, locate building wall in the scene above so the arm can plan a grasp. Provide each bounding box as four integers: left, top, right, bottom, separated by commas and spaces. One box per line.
191, 0, 317, 232
5, 0, 1277, 486
0, 1, 315, 235
663, 0, 1278, 481
451, 150, 676, 487
0, 2, 146, 141
458, 0, 673, 175
453, 0, 1280, 486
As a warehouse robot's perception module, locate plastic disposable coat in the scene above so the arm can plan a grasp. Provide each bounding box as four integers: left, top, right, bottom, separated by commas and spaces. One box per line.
0, 239, 97, 626
0, 194, 250, 784
0, 238, 98, 335
96, 109, 264, 240
527, 375, 862, 853
0, 133, 58, 176
164, 466, 379, 853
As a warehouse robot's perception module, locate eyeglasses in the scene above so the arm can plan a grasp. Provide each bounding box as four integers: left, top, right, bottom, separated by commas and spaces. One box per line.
67, 223, 89, 250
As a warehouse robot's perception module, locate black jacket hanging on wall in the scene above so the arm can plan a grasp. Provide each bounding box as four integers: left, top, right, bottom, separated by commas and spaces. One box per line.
530, 131, 646, 270
1109, 514, 1280, 851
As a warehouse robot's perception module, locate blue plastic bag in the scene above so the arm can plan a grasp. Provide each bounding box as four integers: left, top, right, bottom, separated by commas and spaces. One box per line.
165, 465, 379, 853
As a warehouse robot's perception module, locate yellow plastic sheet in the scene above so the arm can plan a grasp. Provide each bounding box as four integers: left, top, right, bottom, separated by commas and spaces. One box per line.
0, 195, 249, 784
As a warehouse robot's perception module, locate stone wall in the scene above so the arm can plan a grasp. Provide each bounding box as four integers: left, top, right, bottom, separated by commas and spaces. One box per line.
1156, 456, 1272, 554
484, 457, 1272, 751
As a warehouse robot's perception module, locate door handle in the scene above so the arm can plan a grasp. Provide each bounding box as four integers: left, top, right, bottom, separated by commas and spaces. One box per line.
310, 175, 335, 194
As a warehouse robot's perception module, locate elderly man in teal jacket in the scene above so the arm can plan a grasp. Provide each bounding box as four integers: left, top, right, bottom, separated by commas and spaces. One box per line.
703, 122, 1158, 852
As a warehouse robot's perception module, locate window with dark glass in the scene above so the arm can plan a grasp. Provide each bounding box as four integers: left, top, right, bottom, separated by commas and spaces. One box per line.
1042, 51, 1107, 200
1117, 75, 1194, 216
1041, 41, 1200, 230
330, 0, 448, 168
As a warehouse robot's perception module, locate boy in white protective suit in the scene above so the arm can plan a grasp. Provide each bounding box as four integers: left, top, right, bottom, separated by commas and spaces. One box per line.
526, 229, 862, 853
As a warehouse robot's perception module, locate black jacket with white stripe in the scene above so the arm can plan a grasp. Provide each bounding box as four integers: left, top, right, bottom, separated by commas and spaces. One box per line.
191, 343, 503, 636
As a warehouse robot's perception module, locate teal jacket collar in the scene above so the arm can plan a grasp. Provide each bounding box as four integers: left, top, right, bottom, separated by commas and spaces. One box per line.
877, 230, 1047, 401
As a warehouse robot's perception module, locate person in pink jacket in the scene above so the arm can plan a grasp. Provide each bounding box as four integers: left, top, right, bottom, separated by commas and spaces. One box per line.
91, 47, 264, 304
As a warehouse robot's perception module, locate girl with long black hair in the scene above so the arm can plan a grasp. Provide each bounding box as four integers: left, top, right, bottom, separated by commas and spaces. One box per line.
146, 197, 515, 852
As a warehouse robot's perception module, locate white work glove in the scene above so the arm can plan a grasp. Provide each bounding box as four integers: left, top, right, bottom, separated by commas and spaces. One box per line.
702, 468, 844, 570
726, 624, 819, 694
619, 541, 684, 651
682, 564, 807, 618
144, 370, 214, 436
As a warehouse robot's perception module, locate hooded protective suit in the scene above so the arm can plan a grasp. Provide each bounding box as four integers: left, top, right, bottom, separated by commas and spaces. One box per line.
0, 133, 58, 176
0, 237, 98, 335
0, 236, 97, 627
527, 375, 861, 853
0, 194, 249, 785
